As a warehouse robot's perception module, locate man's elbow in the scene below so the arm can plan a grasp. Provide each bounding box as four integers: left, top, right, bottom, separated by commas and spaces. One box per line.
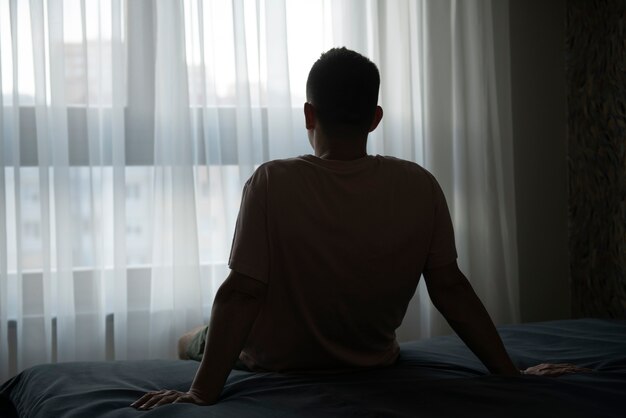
424, 263, 473, 313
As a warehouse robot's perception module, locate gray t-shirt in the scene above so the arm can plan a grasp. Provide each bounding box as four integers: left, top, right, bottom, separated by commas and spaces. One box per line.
229, 154, 457, 372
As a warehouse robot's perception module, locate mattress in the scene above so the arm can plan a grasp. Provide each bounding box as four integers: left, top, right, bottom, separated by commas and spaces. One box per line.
1, 318, 625, 417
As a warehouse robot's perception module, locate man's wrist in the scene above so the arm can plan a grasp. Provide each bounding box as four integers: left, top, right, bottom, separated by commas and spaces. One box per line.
188, 386, 219, 404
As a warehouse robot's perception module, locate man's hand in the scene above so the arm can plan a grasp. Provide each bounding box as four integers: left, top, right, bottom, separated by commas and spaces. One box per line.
522, 363, 593, 377
131, 271, 265, 410
131, 389, 209, 410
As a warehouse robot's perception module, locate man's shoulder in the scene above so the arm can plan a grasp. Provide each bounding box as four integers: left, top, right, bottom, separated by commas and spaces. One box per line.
244, 158, 309, 188
376, 155, 435, 179
257, 157, 306, 170
251, 157, 307, 178
252, 155, 436, 183
377, 155, 425, 169
259, 154, 427, 169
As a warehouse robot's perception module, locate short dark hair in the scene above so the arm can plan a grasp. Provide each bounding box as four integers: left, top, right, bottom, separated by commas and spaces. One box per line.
306, 47, 380, 136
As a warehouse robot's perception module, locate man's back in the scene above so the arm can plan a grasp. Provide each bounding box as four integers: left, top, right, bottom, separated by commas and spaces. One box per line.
229, 154, 457, 371
132, 47, 570, 409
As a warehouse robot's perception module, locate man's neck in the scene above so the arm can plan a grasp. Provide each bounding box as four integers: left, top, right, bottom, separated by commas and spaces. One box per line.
316, 149, 367, 161
313, 134, 368, 161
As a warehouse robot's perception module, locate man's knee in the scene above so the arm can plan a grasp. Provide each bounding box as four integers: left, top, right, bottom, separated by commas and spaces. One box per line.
178, 335, 190, 360
177, 325, 206, 360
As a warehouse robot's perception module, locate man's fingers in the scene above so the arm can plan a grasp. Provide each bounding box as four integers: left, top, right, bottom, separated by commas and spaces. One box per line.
523, 363, 593, 377
154, 393, 181, 407
138, 394, 162, 410
131, 391, 162, 408
140, 391, 174, 409
132, 389, 208, 409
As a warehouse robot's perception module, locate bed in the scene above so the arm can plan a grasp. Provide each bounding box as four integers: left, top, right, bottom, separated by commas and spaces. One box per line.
1, 318, 625, 417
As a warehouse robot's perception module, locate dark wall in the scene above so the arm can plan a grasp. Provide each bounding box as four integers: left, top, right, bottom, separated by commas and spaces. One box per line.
509, 0, 571, 322
567, 0, 626, 318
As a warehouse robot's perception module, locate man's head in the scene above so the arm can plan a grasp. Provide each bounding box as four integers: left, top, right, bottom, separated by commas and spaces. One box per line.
305, 47, 381, 138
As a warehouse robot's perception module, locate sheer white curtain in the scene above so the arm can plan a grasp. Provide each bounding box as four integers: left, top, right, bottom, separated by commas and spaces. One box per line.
0, 0, 518, 381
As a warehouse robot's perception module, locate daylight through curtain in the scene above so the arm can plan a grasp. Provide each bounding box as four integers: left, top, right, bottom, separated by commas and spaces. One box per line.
0, 0, 517, 380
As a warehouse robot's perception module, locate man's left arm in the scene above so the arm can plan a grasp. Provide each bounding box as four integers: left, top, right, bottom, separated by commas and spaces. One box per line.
132, 270, 266, 409
424, 262, 592, 377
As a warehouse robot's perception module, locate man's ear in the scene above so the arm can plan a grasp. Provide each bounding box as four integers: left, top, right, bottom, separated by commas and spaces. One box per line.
304, 102, 316, 130
368, 106, 383, 132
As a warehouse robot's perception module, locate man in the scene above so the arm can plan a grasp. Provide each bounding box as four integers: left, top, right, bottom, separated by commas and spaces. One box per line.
132, 47, 586, 410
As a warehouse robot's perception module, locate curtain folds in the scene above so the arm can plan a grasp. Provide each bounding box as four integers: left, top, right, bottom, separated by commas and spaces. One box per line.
0, 0, 518, 380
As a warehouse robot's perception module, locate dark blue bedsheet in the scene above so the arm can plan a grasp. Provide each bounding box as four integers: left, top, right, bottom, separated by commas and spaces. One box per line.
2, 319, 625, 417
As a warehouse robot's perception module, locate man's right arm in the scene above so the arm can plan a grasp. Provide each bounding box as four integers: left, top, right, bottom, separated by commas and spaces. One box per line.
423, 261, 520, 376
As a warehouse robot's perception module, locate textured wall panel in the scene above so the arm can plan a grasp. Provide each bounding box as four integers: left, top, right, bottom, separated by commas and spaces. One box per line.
567, 0, 626, 317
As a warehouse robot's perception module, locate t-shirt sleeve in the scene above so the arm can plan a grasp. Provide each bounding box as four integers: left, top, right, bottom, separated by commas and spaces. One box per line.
228, 168, 270, 284
424, 176, 458, 271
